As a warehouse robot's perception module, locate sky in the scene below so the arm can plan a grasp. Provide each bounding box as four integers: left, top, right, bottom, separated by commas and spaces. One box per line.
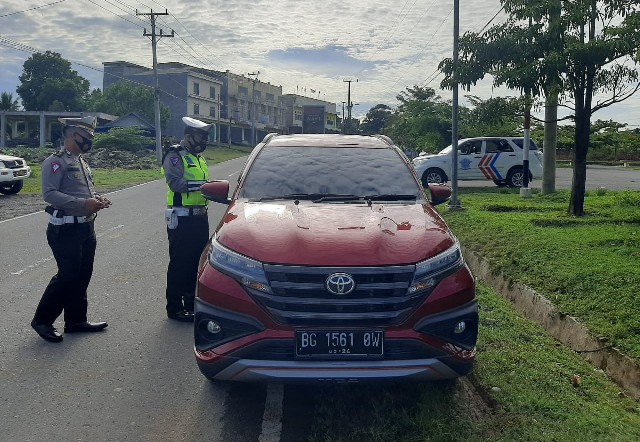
0, 0, 638, 127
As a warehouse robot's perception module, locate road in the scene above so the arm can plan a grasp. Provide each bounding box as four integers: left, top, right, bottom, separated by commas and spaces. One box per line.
0, 157, 318, 442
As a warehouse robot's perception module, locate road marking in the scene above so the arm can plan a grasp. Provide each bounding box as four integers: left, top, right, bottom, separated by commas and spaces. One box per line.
10, 225, 125, 276
258, 383, 284, 442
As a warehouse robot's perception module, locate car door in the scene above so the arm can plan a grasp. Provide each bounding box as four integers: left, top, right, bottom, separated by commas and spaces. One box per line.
456, 139, 483, 180
478, 138, 514, 182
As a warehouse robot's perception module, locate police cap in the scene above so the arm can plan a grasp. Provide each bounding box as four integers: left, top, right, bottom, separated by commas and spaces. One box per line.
58, 116, 97, 136
182, 116, 213, 134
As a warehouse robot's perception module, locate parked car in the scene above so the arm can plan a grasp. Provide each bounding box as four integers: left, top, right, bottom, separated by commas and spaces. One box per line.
193, 133, 478, 383
0, 152, 31, 195
412, 137, 543, 188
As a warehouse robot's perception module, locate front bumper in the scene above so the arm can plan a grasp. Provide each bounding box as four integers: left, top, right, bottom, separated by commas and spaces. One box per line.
194, 298, 477, 383
0, 166, 31, 183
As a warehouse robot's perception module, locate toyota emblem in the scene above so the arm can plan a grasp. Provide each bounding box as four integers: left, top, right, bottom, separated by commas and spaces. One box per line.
325, 273, 356, 295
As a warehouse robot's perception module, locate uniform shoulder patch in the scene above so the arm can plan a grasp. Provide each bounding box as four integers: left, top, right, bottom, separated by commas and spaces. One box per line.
170, 156, 180, 166
51, 162, 62, 173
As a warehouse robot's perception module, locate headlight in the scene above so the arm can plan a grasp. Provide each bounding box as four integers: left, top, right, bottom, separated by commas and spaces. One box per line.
208, 237, 272, 294
408, 240, 464, 294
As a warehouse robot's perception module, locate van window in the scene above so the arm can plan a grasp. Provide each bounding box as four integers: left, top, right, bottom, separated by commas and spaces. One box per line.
512, 139, 538, 150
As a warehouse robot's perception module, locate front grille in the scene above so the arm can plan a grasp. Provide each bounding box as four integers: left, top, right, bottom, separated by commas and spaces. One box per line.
248, 264, 429, 326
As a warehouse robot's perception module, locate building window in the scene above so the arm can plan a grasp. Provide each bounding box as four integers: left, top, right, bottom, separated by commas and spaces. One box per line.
194, 103, 200, 115
266, 93, 274, 103
210, 86, 215, 99
238, 86, 248, 97
193, 82, 200, 95
209, 106, 216, 117
294, 111, 302, 121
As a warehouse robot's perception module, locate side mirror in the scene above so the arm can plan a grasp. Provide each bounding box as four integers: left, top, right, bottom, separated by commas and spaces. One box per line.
200, 180, 230, 204
428, 183, 452, 206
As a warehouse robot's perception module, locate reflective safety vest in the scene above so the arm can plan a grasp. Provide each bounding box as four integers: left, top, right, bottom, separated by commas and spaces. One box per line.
163, 150, 209, 207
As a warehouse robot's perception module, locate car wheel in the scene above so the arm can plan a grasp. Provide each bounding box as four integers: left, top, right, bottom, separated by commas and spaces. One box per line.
493, 180, 507, 187
507, 167, 526, 188
0, 180, 24, 195
422, 168, 446, 187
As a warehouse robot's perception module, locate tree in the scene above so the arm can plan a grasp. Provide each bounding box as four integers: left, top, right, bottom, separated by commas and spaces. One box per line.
16, 51, 90, 111
440, 0, 640, 216
359, 104, 393, 135
386, 86, 452, 153
92, 127, 155, 152
86, 81, 170, 130
0, 92, 20, 111
461, 95, 527, 137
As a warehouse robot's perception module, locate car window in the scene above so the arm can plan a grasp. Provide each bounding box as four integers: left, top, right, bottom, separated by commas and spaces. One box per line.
512, 139, 538, 150
485, 140, 501, 153
240, 146, 423, 200
458, 141, 481, 155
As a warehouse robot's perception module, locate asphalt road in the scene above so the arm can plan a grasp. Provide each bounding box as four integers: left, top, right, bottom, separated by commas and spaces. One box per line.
0, 157, 319, 442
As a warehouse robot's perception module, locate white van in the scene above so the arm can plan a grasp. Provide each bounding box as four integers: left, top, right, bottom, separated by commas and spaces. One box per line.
412, 137, 543, 188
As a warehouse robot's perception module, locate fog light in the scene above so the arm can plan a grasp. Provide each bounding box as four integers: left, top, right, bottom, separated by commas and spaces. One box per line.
206, 320, 222, 334
453, 321, 466, 334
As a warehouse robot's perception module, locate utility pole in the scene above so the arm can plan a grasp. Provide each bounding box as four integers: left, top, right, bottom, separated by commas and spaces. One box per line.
137, 9, 174, 163
248, 71, 260, 146
448, 0, 461, 209
343, 78, 357, 134
341, 101, 346, 134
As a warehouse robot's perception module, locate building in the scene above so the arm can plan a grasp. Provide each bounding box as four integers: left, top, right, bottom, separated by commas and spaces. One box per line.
102, 61, 337, 144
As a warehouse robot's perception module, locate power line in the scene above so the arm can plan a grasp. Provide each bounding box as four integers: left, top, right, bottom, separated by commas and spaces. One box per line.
0, 0, 68, 19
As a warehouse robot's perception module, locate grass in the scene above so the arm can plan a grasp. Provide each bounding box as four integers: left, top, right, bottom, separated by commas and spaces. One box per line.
16, 144, 254, 195
438, 188, 640, 360
309, 284, 640, 441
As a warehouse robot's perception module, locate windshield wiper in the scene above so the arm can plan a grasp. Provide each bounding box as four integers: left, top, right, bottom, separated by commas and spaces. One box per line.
362, 194, 418, 202
249, 193, 353, 202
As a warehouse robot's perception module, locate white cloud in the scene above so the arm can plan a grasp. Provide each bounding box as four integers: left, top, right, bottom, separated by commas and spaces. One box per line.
0, 0, 638, 126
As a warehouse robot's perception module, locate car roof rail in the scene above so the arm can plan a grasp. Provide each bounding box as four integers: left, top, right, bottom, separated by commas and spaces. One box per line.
261, 133, 280, 144
372, 134, 396, 146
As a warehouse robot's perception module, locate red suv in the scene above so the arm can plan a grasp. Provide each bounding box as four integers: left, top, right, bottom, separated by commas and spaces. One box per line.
195, 134, 478, 382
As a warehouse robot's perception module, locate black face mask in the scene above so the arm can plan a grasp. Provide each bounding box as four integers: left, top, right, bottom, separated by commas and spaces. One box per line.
188, 133, 208, 154
75, 132, 93, 153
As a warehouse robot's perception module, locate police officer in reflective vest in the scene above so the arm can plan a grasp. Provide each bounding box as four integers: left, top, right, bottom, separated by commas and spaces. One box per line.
162, 117, 213, 322
31, 116, 111, 343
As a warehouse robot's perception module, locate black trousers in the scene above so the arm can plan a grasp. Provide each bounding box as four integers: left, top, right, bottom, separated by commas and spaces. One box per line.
34, 222, 97, 326
166, 214, 209, 314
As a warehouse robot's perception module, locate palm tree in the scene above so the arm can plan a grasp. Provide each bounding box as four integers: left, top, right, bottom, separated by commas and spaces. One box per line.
0, 92, 20, 111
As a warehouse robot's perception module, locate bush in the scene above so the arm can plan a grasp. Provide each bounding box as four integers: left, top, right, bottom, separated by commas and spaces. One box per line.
93, 127, 155, 152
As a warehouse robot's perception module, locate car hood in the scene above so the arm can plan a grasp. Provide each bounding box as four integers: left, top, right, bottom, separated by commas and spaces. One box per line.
216, 200, 455, 266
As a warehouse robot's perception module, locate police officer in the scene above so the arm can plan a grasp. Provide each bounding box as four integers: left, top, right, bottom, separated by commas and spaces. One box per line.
163, 117, 213, 322
31, 116, 110, 343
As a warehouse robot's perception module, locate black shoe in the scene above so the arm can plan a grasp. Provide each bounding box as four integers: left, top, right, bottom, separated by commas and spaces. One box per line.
64, 321, 108, 333
167, 309, 194, 322
31, 319, 63, 343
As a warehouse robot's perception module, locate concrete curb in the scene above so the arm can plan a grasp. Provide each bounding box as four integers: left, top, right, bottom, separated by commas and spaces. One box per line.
464, 248, 640, 400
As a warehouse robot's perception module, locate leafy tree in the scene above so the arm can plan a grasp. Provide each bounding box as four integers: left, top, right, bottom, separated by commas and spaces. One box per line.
16, 51, 90, 111
460, 95, 527, 137
86, 81, 170, 130
386, 86, 452, 153
359, 104, 393, 135
0, 92, 20, 111
440, 0, 640, 216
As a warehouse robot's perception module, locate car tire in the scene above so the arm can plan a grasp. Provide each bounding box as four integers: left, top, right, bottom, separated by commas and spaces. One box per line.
422, 168, 447, 187
493, 180, 507, 187
0, 180, 24, 195
506, 167, 524, 188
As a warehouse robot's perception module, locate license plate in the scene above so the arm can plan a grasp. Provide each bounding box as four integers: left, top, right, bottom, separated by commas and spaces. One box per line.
14, 170, 27, 177
296, 330, 384, 357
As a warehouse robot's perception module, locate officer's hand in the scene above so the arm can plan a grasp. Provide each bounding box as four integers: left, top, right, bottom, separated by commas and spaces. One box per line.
97, 196, 112, 208
85, 198, 104, 213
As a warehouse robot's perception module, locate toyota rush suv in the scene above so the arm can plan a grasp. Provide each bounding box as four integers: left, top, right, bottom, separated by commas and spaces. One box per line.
413, 137, 543, 188
194, 134, 478, 383
0, 152, 31, 195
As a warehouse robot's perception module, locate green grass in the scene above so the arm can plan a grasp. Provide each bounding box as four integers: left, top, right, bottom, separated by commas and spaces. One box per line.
17, 145, 253, 195
309, 284, 640, 441
438, 189, 640, 360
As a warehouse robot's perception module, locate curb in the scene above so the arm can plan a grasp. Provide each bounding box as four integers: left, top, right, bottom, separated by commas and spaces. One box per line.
464, 248, 640, 400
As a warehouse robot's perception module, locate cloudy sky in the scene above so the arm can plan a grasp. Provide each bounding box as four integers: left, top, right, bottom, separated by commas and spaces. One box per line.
1, 0, 638, 126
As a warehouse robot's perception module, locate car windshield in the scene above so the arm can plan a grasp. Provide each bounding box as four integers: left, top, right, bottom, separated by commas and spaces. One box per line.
239, 146, 423, 202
